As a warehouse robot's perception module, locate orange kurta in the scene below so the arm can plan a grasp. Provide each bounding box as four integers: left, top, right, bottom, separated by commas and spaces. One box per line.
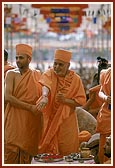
38, 68, 86, 155
4, 69, 42, 156
96, 68, 111, 163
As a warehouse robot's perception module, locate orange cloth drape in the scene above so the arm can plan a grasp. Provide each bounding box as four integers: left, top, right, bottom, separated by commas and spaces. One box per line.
5, 69, 42, 157
87, 69, 109, 118
96, 68, 111, 163
38, 68, 86, 155
4, 144, 32, 164
96, 68, 111, 134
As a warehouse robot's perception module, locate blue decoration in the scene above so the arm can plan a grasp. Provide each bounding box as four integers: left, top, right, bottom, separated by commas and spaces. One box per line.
93, 17, 97, 24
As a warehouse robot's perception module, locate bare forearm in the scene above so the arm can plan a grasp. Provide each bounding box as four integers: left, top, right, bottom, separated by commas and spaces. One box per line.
42, 86, 50, 97
5, 95, 32, 111
64, 98, 81, 108
83, 99, 93, 110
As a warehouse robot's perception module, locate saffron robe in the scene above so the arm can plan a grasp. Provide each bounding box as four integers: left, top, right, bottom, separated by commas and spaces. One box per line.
4, 69, 42, 157
96, 68, 111, 163
83, 69, 109, 118
96, 68, 111, 134
38, 68, 86, 155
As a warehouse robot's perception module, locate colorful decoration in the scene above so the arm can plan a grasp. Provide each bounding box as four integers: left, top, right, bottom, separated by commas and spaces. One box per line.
31, 4, 88, 34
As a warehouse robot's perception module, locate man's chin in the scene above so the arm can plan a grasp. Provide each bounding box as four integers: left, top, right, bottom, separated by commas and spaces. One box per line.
54, 71, 64, 77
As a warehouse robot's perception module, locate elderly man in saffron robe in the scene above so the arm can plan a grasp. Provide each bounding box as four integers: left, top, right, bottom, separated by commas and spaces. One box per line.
4, 44, 42, 164
36, 49, 86, 156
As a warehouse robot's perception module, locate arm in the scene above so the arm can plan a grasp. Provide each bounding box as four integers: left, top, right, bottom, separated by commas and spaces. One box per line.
36, 86, 49, 111
83, 92, 96, 111
64, 98, 81, 108
42, 86, 49, 97
5, 71, 39, 115
99, 91, 111, 104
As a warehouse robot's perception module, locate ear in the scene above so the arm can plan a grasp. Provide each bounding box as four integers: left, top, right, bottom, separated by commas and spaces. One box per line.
28, 56, 31, 63
68, 63, 70, 68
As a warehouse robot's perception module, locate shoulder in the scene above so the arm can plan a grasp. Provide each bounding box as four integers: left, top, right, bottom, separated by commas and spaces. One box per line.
102, 67, 111, 74
100, 70, 107, 79
100, 69, 107, 74
67, 70, 81, 82
42, 68, 53, 76
29, 66, 41, 74
106, 67, 111, 73
104, 67, 111, 78
6, 68, 20, 76
32, 69, 41, 74
70, 70, 80, 79
5, 69, 19, 81
6, 68, 17, 74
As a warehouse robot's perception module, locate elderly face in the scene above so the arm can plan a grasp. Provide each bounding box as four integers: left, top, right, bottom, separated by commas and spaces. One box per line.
53, 59, 70, 77
104, 136, 111, 158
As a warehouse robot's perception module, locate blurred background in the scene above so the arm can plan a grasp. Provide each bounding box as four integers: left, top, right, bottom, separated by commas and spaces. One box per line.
3, 2, 112, 95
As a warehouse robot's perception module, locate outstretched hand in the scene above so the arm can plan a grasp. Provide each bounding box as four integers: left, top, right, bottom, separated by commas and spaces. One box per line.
36, 96, 48, 111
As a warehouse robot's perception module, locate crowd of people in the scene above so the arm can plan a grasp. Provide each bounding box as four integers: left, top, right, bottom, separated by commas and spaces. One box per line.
4, 43, 112, 164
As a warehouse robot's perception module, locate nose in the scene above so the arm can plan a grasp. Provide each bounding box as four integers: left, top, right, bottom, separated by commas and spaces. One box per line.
16, 59, 19, 63
55, 64, 60, 69
16, 58, 21, 64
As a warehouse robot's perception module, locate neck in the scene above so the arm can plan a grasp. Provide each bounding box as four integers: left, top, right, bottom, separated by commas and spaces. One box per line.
19, 67, 29, 75
63, 69, 69, 77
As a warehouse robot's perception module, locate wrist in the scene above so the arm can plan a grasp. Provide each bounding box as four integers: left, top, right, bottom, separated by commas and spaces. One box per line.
42, 86, 49, 97
103, 95, 107, 101
42, 94, 48, 98
62, 98, 67, 104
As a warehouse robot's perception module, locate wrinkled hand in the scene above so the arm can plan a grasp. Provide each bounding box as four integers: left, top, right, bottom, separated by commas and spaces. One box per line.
36, 96, 48, 111
56, 92, 65, 103
31, 105, 40, 116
